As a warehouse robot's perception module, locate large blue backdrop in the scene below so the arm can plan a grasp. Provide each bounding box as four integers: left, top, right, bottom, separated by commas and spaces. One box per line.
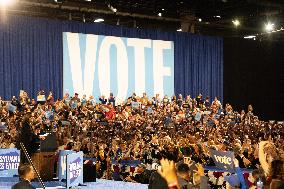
0, 15, 223, 101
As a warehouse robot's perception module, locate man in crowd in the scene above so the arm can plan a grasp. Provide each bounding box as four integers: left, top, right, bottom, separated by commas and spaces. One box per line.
11, 164, 35, 189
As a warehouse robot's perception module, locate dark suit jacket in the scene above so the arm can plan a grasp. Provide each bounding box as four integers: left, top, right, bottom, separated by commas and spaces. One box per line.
11, 180, 35, 189
235, 154, 246, 168
16, 121, 39, 156
148, 171, 168, 189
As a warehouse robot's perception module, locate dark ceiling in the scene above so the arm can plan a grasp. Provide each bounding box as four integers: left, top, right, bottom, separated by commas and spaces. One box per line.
4, 0, 284, 40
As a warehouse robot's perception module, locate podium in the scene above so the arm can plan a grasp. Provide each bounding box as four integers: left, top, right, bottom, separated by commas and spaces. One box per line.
32, 152, 55, 181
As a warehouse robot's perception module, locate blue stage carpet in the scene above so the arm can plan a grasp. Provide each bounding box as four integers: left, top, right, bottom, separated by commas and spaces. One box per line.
0, 178, 148, 189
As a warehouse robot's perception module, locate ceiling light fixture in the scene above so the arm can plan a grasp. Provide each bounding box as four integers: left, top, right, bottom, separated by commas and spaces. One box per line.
265, 22, 274, 32
83, 14, 86, 23
94, 18, 104, 23
244, 35, 256, 39
54, 0, 65, 3
232, 19, 240, 27
108, 4, 117, 13
0, 0, 15, 6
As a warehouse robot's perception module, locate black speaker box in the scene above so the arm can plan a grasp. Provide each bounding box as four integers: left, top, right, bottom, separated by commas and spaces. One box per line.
40, 132, 58, 152
83, 164, 96, 182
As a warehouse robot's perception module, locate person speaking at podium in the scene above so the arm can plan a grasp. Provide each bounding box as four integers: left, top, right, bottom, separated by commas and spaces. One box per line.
11, 164, 35, 189
16, 115, 44, 163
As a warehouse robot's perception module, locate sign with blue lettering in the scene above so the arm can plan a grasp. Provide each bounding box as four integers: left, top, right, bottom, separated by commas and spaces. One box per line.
0, 148, 20, 177
66, 151, 83, 188
58, 150, 75, 181
209, 149, 235, 172
63, 32, 174, 103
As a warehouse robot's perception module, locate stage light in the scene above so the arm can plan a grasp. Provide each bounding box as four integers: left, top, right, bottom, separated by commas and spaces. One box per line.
162, 8, 165, 11
177, 28, 182, 32
198, 18, 202, 22
244, 35, 256, 39
265, 22, 274, 32
54, 0, 65, 3
108, 4, 117, 13
0, 0, 15, 6
83, 14, 86, 23
214, 15, 221, 18
94, 18, 104, 23
158, 12, 162, 17
232, 19, 240, 27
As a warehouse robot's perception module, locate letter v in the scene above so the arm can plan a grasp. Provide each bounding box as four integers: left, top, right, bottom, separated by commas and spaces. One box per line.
66, 32, 98, 97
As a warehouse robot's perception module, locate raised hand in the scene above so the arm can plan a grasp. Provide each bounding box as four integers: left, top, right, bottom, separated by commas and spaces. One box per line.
158, 159, 179, 186
194, 163, 205, 176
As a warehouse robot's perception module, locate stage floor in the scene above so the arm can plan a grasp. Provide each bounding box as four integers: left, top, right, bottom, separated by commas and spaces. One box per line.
0, 178, 148, 189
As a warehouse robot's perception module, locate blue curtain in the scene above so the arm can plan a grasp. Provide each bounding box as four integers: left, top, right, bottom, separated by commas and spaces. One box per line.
0, 15, 223, 101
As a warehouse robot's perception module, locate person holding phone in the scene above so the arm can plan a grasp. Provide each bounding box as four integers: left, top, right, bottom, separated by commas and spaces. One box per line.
176, 147, 197, 184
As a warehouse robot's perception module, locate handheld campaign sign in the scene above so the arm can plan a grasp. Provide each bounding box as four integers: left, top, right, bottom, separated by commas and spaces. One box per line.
70, 101, 78, 109
131, 102, 140, 109
209, 149, 235, 172
147, 107, 153, 114
64, 98, 71, 105
0, 148, 20, 177
37, 95, 46, 102
195, 112, 202, 121
0, 123, 7, 131
45, 111, 54, 121
19, 90, 25, 97
8, 103, 17, 113
66, 151, 83, 188
58, 150, 75, 181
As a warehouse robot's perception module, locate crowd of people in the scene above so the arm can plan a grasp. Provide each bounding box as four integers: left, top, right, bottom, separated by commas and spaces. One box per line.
0, 90, 283, 189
